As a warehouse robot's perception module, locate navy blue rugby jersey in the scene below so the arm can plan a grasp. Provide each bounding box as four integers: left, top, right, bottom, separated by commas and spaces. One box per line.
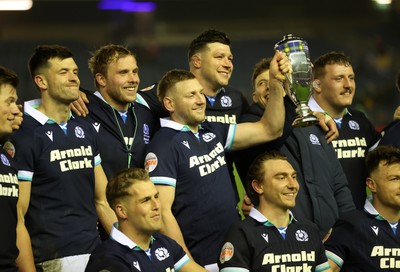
12, 99, 101, 263
86, 225, 190, 272
219, 208, 330, 272
325, 200, 400, 272
309, 97, 381, 210
85, 91, 159, 179
0, 147, 19, 272
145, 118, 240, 266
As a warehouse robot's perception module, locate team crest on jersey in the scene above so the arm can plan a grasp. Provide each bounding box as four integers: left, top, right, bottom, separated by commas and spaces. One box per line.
295, 229, 309, 241
145, 152, 158, 172
155, 247, 169, 261
219, 242, 234, 264
92, 122, 101, 133
1, 154, 10, 166
309, 134, 321, 145
3, 140, 15, 158
348, 120, 360, 130
220, 96, 232, 107
143, 124, 150, 144
75, 126, 85, 138
202, 132, 216, 142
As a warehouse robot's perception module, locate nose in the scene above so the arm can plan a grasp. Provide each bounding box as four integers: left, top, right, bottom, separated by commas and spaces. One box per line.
287, 176, 299, 190
152, 197, 160, 210
221, 57, 233, 68
128, 72, 140, 83
196, 92, 206, 105
10, 103, 20, 115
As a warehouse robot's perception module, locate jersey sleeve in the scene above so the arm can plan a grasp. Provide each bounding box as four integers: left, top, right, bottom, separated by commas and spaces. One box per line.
218, 222, 251, 271
324, 217, 354, 268
12, 126, 36, 181
162, 235, 190, 271
145, 134, 178, 187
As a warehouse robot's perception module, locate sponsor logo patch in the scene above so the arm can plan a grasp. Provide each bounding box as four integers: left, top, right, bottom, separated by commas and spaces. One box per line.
219, 242, 234, 264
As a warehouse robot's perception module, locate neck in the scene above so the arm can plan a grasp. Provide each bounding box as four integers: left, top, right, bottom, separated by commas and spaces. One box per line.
373, 200, 400, 223
314, 96, 346, 118
120, 223, 152, 250
37, 97, 71, 124
258, 203, 290, 228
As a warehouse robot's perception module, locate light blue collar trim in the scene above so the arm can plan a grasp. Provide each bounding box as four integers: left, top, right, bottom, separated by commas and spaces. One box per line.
110, 222, 155, 250
364, 199, 386, 221
249, 207, 296, 227
308, 96, 351, 117
24, 99, 73, 125
160, 118, 202, 132
94, 91, 134, 109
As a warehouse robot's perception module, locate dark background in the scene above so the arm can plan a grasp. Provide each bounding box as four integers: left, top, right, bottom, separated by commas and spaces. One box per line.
1, 0, 400, 128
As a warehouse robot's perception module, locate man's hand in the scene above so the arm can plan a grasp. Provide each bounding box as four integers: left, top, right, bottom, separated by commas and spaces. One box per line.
12, 104, 23, 131
270, 51, 292, 83
313, 111, 339, 143
71, 90, 89, 117
241, 194, 253, 217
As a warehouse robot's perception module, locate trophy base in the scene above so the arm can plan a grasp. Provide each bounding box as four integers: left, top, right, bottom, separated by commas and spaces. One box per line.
292, 114, 319, 128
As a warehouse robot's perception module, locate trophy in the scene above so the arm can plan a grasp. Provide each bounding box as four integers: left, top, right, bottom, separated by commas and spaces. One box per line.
274, 34, 319, 127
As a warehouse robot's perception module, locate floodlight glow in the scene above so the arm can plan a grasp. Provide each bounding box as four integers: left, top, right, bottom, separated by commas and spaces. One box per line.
373, 0, 392, 4
98, 0, 156, 12
0, 0, 33, 10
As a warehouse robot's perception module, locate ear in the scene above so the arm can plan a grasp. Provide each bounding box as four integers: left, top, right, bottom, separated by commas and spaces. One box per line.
95, 73, 107, 87
34, 75, 47, 90
312, 80, 321, 93
191, 55, 201, 69
163, 96, 174, 112
366, 177, 377, 193
115, 203, 128, 219
251, 179, 263, 195
252, 91, 257, 103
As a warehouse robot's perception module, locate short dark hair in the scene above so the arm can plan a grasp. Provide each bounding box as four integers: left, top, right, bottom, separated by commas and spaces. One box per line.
312, 51, 351, 79
365, 145, 400, 177
247, 150, 288, 206
106, 168, 150, 209
157, 69, 196, 102
252, 57, 272, 88
188, 29, 231, 61
0, 66, 19, 90
28, 45, 73, 80
88, 44, 136, 88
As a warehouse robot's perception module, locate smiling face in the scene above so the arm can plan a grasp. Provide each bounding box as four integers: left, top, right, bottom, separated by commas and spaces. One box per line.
368, 161, 400, 214
314, 63, 355, 118
99, 55, 140, 111
254, 159, 299, 211
0, 83, 19, 136
40, 57, 80, 104
253, 69, 270, 109
195, 42, 233, 95
167, 78, 206, 131
122, 180, 161, 235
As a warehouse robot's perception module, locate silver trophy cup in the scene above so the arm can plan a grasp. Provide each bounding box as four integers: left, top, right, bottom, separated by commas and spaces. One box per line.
274, 34, 319, 127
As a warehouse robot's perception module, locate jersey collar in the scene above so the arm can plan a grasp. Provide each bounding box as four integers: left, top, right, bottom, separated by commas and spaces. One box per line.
160, 117, 202, 132
364, 198, 387, 221
249, 207, 296, 227
110, 223, 155, 251
24, 99, 74, 125
308, 96, 351, 118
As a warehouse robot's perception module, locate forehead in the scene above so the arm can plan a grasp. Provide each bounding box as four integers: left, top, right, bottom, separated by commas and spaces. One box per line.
204, 42, 232, 54
109, 55, 137, 68
174, 78, 202, 94
48, 57, 77, 69
376, 161, 400, 175
323, 63, 354, 77
130, 180, 157, 197
255, 70, 270, 84
0, 83, 17, 98
263, 159, 294, 176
